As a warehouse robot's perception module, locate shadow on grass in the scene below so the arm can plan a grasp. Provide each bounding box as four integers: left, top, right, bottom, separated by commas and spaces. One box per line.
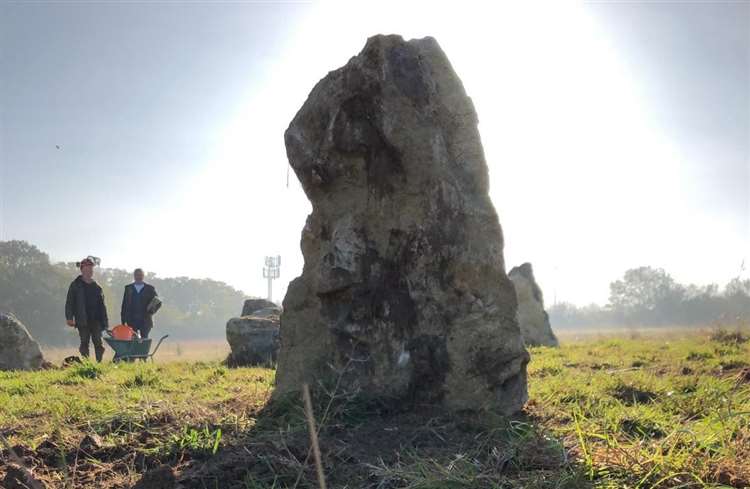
170, 389, 593, 489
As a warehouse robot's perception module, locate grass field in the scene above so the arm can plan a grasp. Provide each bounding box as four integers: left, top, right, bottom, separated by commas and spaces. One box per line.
40, 339, 231, 364
1, 329, 748, 488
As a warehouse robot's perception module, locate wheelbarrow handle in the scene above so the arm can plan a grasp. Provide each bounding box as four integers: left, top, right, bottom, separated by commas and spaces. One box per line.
150, 334, 169, 357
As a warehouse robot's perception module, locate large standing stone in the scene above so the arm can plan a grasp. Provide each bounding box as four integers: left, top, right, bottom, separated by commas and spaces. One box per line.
0, 312, 45, 371
509, 263, 559, 347
277, 35, 529, 413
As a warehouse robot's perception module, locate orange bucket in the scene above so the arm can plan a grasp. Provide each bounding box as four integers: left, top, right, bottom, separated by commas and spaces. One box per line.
111, 324, 135, 340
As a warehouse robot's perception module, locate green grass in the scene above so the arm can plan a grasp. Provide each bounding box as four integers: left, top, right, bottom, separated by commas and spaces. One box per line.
1, 331, 748, 488
527, 334, 750, 488
0, 361, 272, 451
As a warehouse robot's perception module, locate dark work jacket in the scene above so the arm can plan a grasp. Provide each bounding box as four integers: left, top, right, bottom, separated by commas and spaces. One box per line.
121, 283, 157, 329
65, 276, 109, 330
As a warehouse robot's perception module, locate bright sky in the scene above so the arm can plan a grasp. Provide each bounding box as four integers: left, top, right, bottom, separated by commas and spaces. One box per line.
1, 1, 748, 305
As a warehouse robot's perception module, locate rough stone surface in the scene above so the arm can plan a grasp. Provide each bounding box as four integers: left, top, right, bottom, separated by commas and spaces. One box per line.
276, 34, 529, 413
226, 316, 280, 366
0, 312, 45, 371
241, 298, 277, 317
508, 263, 559, 347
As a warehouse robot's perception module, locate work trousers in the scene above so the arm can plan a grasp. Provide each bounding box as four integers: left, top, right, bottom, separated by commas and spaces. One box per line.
78, 320, 105, 362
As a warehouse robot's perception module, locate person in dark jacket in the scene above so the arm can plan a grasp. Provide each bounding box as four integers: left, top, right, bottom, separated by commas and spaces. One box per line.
65, 257, 108, 362
121, 268, 158, 338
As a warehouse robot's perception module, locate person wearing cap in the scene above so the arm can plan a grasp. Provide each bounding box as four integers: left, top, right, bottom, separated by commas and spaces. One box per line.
121, 268, 158, 339
65, 257, 109, 362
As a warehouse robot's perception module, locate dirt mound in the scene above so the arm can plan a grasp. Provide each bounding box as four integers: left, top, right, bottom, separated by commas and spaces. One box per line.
134, 465, 176, 489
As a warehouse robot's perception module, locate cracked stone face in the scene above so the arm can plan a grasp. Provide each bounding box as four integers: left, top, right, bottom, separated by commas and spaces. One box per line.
276, 34, 529, 413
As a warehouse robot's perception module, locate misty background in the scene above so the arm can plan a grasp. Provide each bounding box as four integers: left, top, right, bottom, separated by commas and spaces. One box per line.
1, 1, 749, 344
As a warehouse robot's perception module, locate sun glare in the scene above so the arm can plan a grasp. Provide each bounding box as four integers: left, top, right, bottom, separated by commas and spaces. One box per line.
122, 1, 744, 303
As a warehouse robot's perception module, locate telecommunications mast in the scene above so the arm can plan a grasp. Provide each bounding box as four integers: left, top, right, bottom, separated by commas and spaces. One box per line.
263, 255, 281, 302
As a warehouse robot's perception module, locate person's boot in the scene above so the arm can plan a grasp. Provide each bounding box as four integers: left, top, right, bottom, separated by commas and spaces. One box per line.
94, 346, 104, 363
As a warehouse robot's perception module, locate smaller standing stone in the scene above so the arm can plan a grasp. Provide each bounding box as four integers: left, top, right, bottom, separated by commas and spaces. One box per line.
226, 317, 280, 366
228, 300, 282, 366
508, 263, 559, 347
0, 312, 45, 371
227, 301, 281, 367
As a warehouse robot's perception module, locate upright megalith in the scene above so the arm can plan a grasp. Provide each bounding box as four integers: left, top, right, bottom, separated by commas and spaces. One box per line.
508, 263, 559, 347
277, 34, 529, 413
0, 312, 45, 371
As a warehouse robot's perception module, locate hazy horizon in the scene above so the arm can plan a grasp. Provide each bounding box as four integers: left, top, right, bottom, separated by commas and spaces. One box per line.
1, 1, 748, 306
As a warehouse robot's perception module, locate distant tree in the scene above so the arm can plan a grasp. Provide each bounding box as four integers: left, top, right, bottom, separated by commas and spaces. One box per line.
0, 241, 73, 344
679, 283, 721, 325
548, 301, 617, 329
723, 277, 750, 324
547, 302, 579, 328
538, 266, 748, 329
608, 267, 685, 325
725, 278, 750, 298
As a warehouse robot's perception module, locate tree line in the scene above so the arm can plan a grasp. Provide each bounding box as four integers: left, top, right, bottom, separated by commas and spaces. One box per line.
549, 266, 750, 329
4, 240, 747, 342
0, 240, 250, 345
